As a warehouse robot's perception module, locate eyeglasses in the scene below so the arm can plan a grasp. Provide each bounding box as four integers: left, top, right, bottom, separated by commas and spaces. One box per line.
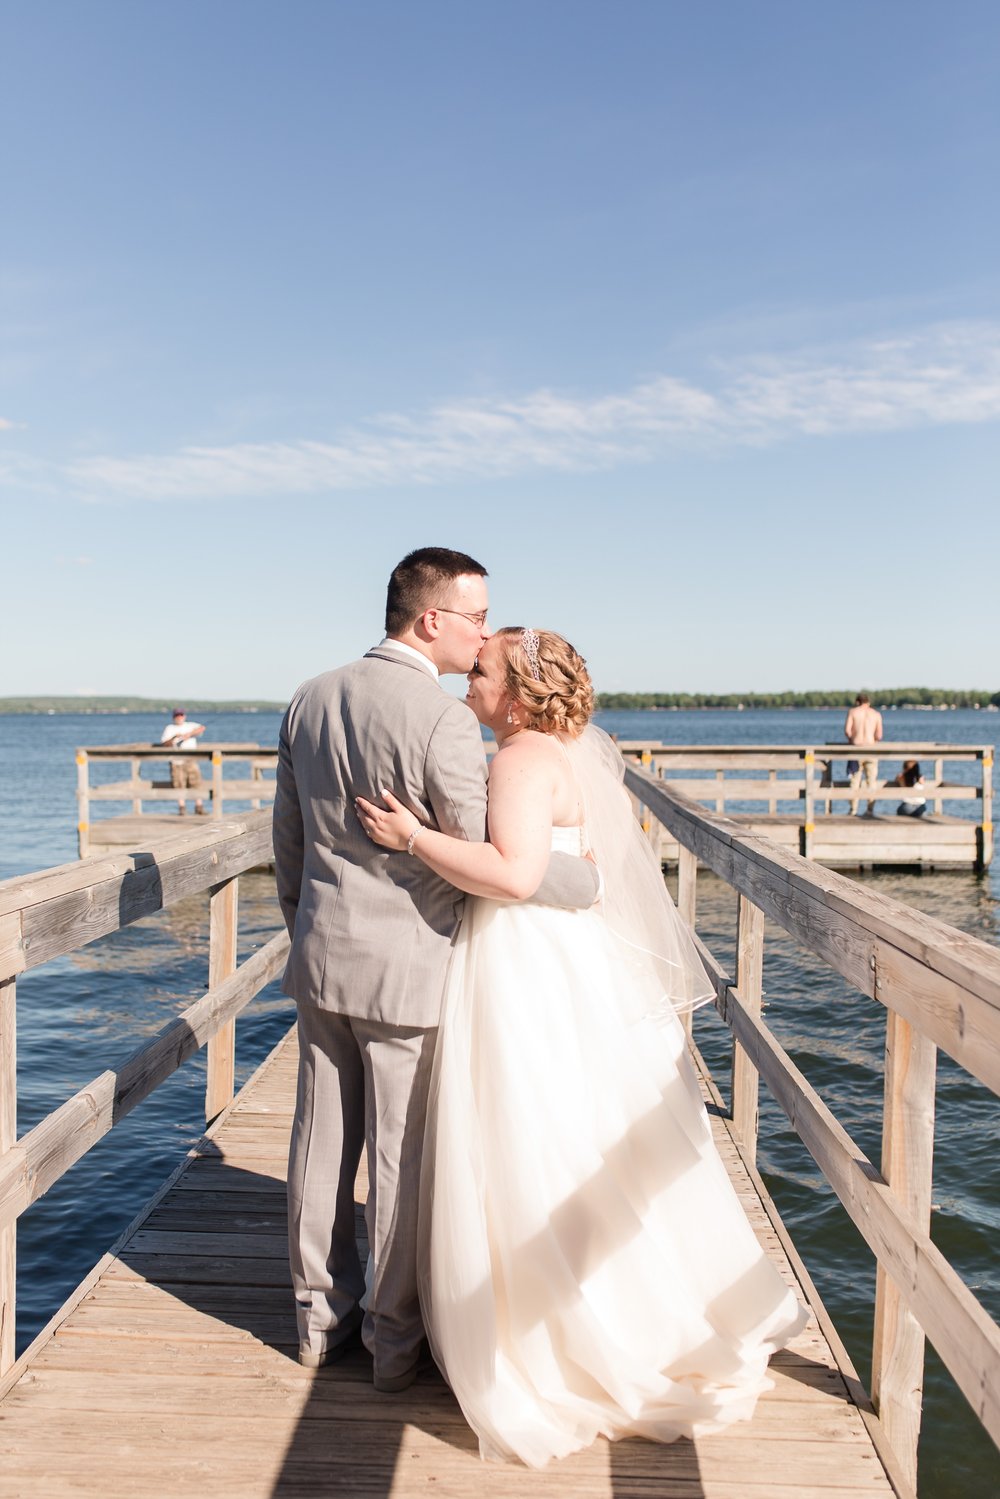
433, 607, 489, 628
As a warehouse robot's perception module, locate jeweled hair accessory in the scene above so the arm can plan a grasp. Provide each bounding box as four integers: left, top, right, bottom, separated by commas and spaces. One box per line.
521, 627, 542, 680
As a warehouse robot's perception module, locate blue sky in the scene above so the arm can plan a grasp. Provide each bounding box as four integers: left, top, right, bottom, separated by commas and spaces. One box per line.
2, 1, 998, 699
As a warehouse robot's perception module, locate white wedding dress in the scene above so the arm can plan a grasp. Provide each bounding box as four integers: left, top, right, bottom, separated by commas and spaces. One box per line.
418, 731, 807, 1467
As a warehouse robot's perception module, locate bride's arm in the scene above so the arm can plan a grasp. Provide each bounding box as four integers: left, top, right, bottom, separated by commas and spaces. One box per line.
356, 743, 553, 900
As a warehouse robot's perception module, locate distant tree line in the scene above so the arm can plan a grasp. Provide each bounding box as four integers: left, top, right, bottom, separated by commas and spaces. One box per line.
0, 696, 286, 715
3, 688, 1000, 715
596, 688, 1000, 710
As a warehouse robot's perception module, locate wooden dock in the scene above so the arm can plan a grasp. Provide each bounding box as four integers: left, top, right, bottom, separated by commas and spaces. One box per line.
617, 742, 994, 871
4, 785, 999, 1494
73, 740, 994, 870
75, 743, 277, 858
651, 811, 981, 871
0, 1024, 897, 1499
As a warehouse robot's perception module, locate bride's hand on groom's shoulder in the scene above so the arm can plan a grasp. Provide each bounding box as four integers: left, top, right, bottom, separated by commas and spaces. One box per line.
355, 788, 421, 852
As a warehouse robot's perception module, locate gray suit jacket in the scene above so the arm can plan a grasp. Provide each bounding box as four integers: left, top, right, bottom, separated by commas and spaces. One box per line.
273, 646, 597, 1028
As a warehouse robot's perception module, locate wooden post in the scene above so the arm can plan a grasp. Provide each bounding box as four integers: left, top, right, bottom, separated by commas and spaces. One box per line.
801, 750, 815, 860
639, 750, 652, 836
768, 768, 777, 815
211, 751, 223, 820
76, 751, 90, 859
715, 769, 724, 814
205, 878, 239, 1121
870, 1008, 937, 1491
677, 845, 698, 1044
647, 755, 663, 854
934, 756, 943, 816
819, 757, 832, 816
0, 976, 14, 1374
978, 750, 993, 871
131, 757, 142, 815
731, 895, 764, 1160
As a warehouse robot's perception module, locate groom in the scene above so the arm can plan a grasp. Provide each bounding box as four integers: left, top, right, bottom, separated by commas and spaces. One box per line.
273, 546, 599, 1391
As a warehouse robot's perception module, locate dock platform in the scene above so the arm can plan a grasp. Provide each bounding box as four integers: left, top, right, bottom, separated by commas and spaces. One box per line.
652, 811, 980, 870
73, 739, 993, 870
617, 742, 993, 871
0, 1025, 895, 1498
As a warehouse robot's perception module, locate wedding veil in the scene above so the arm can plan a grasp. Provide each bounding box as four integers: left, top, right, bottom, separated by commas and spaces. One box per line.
564, 725, 715, 1020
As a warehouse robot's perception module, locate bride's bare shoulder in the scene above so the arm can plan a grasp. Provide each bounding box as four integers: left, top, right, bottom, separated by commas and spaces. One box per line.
495, 731, 560, 757
489, 731, 561, 775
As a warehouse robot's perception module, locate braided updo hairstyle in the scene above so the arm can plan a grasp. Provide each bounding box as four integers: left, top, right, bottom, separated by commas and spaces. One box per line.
494, 627, 594, 735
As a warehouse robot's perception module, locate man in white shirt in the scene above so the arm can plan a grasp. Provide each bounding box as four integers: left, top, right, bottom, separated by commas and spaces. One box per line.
160, 708, 207, 814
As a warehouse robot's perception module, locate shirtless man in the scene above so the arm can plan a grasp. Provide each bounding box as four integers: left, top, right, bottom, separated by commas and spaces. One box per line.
845, 692, 883, 816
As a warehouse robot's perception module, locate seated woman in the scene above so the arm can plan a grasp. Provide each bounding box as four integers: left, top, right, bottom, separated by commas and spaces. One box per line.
893, 759, 927, 818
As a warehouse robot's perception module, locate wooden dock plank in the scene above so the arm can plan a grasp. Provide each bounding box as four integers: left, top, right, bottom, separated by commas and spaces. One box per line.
653, 813, 979, 870
85, 806, 981, 869
0, 1026, 896, 1498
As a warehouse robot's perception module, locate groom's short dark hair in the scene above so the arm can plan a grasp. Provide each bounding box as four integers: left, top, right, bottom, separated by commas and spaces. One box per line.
385, 547, 488, 635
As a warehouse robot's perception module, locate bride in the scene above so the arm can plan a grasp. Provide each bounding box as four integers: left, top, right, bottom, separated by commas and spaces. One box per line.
355, 627, 806, 1467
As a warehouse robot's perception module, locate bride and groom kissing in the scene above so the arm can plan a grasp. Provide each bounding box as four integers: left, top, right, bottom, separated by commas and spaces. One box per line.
272, 546, 805, 1467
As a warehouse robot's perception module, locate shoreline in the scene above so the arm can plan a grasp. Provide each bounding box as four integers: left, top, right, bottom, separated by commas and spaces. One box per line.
2, 699, 999, 717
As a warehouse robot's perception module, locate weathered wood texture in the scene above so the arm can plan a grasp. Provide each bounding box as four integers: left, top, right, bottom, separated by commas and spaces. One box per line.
677, 845, 697, 1043
0, 812, 275, 982
86, 779, 278, 802
0, 816, 285, 1375
731, 896, 764, 1157
75, 746, 278, 855
0, 1026, 896, 1499
75, 814, 277, 861
616, 741, 993, 871
79, 744, 271, 757
0, 931, 289, 1234
624, 767, 1000, 1096
626, 761, 1000, 1482
694, 936, 1000, 1463
870, 1017, 937, 1492
649, 814, 981, 872
206, 878, 239, 1121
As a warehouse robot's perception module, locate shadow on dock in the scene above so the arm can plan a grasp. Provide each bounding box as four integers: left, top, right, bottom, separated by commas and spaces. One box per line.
117, 1094, 857, 1499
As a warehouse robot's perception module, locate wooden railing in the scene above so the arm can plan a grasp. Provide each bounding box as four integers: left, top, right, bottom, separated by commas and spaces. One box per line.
624, 762, 1000, 1493
7, 749, 999, 1488
618, 742, 994, 867
75, 743, 278, 855
0, 812, 289, 1377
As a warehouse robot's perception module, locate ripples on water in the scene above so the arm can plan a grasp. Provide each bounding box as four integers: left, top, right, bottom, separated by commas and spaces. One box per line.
2, 709, 998, 1494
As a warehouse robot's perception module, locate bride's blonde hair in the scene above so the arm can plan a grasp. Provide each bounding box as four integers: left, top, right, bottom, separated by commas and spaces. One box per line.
494, 627, 594, 735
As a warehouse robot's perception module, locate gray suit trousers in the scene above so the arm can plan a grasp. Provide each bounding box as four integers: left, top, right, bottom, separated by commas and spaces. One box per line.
288, 1002, 436, 1379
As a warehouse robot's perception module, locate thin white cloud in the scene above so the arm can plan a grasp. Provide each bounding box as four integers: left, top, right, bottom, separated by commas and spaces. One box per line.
0, 417, 26, 431
18, 321, 1000, 502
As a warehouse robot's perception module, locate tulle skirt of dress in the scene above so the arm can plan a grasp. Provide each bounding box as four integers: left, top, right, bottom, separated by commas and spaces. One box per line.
418, 898, 808, 1467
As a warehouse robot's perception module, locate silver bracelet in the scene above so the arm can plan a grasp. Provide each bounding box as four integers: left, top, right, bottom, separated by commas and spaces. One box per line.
406, 826, 421, 856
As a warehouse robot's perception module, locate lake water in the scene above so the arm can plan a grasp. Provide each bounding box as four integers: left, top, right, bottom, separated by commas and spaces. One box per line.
1, 707, 997, 1494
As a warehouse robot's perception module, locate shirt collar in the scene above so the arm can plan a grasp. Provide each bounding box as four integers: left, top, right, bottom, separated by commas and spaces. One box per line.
378, 637, 439, 679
